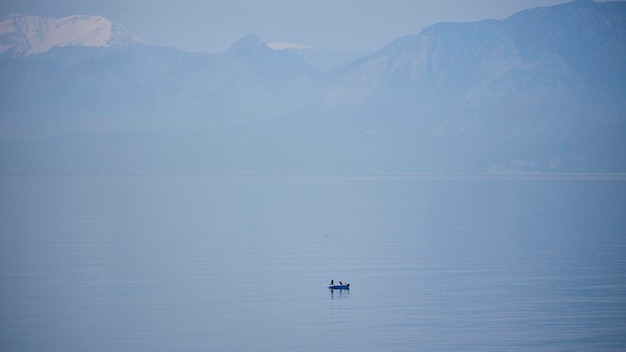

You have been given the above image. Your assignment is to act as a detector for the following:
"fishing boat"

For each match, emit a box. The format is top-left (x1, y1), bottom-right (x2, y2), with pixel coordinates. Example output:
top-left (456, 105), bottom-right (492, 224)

top-left (328, 283), bottom-right (350, 289)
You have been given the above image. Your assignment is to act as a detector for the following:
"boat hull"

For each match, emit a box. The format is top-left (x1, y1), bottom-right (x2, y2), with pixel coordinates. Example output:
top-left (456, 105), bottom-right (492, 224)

top-left (328, 284), bottom-right (350, 289)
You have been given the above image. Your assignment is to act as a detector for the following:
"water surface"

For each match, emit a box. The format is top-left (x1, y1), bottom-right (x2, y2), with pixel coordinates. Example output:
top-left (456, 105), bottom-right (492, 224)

top-left (1, 176), bottom-right (625, 351)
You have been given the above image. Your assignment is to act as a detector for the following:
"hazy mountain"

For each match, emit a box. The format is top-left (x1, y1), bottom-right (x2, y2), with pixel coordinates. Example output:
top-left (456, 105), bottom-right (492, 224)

top-left (179, 34), bottom-right (321, 120)
top-left (1, 1), bottom-right (625, 174)
top-left (0, 33), bottom-right (321, 138)
top-left (323, 0), bottom-right (626, 173)
top-left (327, 0), bottom-right (625, 114)
top-left (275, 47), bottom-right (370, 72)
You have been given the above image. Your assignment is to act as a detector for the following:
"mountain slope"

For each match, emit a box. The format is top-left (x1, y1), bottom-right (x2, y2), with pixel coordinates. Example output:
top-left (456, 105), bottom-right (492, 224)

top-left (320, 0), bottom-right (626, 172)
top-left (327, 0), bottom-right (625, 112)
top-left (178, 34), bottom-right (321, 119)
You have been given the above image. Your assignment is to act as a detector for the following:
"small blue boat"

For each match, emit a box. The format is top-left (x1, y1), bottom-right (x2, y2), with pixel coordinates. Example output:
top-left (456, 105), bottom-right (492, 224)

top-left (328, 283), bottom-right (350, 289)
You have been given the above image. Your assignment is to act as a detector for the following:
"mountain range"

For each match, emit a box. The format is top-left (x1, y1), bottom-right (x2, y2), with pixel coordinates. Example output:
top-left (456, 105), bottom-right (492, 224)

top-left (1, 0), bottom-right (625, 174)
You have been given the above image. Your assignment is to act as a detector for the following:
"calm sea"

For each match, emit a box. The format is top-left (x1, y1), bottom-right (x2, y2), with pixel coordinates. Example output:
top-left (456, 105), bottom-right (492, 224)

top-left (1, 176), bottom-right (625, 351)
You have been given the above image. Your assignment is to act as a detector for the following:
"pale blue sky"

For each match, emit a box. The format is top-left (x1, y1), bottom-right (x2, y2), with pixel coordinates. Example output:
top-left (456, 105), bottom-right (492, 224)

top-left (0, 0), bottom-right (611, 53)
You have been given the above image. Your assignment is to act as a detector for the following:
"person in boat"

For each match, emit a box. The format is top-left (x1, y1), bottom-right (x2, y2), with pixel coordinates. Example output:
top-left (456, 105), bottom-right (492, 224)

top-left (330, 280), bottom-right (334, 285)
top-left (339, 281), bottom-right (342, 285)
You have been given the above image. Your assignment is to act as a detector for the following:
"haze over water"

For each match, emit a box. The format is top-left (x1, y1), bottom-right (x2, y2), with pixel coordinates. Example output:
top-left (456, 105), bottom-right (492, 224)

top-left (1, 175), bottom-right (625, 351)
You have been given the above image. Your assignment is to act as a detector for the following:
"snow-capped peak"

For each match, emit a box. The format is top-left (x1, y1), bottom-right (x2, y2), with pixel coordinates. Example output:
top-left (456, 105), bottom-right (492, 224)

top-left (0, 13), bottom-right (139, 57)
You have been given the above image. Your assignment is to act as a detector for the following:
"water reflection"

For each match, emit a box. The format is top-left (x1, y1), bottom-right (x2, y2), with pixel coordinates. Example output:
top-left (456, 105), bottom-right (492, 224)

top-left (329, 288), bottom-right (350, 299)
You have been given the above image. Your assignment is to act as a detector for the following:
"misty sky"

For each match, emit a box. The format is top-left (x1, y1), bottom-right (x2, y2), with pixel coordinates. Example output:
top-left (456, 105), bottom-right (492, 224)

top-left (0, 0), bottom-right (616, 53)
